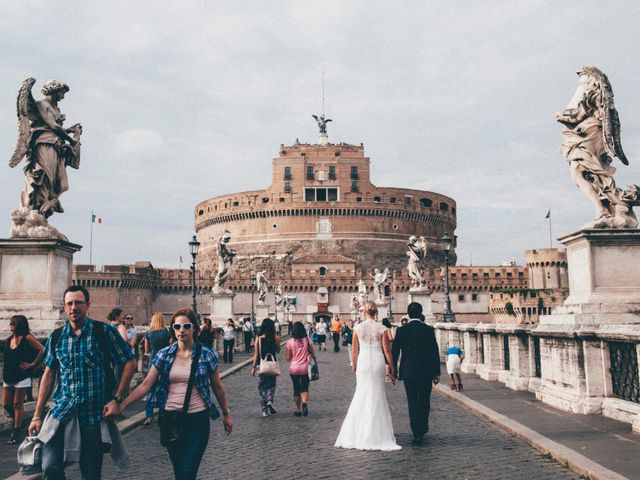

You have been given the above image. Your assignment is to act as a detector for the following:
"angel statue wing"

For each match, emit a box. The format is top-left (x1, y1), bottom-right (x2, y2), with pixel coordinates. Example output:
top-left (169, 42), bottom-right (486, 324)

top-left (9, 77), bottom-right (38, 168)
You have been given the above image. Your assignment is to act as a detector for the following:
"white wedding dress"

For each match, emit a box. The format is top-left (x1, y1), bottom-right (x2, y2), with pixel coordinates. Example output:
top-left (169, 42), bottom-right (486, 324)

top-left (334, 319), bottom-right (401, 451)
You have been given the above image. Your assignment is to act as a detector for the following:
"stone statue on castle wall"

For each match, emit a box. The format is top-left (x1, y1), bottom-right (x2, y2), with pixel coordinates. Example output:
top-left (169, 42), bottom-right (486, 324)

top-left (213, 231), bottom-right (236, 294)
top-left (372, 267), bottom-right (390, 304)
top-left (557, 66), bottom-right (640, 229)
top-left (9, 78), bottom-right (83, 239)
top-left (357, 279), bottom-right (368, 306)
top-left (274, 284), bottom-right (283, 310)
top-left (350, 293), bottom-right (359, 313)
top-left (407, 235), bottom-right (428, 290)
top-left (256, 270), bottom-right (269, 304)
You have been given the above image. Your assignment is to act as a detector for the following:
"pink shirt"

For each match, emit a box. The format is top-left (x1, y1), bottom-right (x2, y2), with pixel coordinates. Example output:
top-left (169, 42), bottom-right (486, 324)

top-left (165, 358), bottom-right (207, 413)
top-left (287, 338), bottom-right (310, 375)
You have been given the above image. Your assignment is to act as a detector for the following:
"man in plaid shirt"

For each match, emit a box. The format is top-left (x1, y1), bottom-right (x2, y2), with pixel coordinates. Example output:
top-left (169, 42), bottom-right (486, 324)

top-left (28, 285), bottom-right (136, 479)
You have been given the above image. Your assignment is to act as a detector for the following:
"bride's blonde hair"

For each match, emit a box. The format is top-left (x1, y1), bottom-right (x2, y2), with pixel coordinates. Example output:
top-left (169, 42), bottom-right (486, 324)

top-left (363, 301), bottom-right (378, 319)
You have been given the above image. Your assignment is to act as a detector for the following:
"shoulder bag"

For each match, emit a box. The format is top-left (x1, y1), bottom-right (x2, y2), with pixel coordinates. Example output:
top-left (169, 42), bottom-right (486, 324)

top-left (307, 338), bottom-right (320, 381)
top-left (258, 338), bottom-right (281, 376)
top-left (158, 343), bottom-right (201, 447)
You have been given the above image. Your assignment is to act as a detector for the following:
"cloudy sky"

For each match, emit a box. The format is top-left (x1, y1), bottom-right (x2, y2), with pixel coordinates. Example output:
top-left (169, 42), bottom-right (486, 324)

top-left (1, 1), bottom-right (639, 268)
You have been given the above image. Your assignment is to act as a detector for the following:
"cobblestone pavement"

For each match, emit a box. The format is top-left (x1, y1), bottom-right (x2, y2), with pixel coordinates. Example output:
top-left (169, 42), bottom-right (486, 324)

top-left (89, 347), bottom-right (579, 480)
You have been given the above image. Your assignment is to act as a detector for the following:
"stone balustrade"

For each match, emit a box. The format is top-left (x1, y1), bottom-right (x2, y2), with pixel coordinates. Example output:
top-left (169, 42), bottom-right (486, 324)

top-left (431, 321), bottom-right (640, 432)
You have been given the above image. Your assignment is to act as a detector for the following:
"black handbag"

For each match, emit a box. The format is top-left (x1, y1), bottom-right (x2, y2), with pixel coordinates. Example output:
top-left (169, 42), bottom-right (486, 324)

top-left (158, 343), bottom-right (201, 447)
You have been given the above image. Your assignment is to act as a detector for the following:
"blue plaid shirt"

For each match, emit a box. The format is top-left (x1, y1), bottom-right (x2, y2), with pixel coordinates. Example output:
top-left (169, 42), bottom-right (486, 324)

top-left (44, 318), bottom-right (134, 426)
top-left (149, 343), bottom-right (221, 420)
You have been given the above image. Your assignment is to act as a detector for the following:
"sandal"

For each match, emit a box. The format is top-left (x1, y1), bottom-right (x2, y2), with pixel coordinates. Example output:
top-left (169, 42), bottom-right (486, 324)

top-left (6, 431), bottom-right (18, 445)
top-left (143, 418), bottom-right (153, 426)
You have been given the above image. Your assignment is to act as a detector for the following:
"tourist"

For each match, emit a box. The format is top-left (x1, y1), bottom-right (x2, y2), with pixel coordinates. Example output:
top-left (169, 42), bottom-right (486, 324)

top-left (342, 320), bottom-right (354, 368)
top-left (108, 308), bottom-right (233, 480)
top-left (400, 316), bottom-right (408, 326)
top-left (2, 315), bottom-right (44, 444)
top-left (446, 345), bottom-right (465, 391)
top-left (242, 317), bottom-right (254, 353)
top-left (251, 318), bottom-right (281, 417)
top-left (223, 318), bottom-right (236, 363)
top-left (124, 314), bottom-right (139, 353)
top-left (108, 307), bottom-right (128, 342)
top-left (143, 312), bottom-right (170, 426)
top-left (331, 315), bottom-right (344, 352)
top-left (285, 321), bottom-right (316, 417)
top-left (382, 318), bottom-right (395, 383)
top-left (29, 285), bottom-right (136, 479)
top-left (198, 317), bottom-right (215, 349)
top-left (316, 317), bottom-right (329, 351)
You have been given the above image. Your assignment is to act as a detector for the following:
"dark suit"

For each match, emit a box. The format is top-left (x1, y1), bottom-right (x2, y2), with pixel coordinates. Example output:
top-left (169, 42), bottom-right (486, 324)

top-left (392, 319), bottom-right (441, 438)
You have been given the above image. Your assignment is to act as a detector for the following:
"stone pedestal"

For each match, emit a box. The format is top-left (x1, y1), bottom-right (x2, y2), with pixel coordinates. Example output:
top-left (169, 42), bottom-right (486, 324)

top-left (210, 292), bottom-right (235, 327)
top-left (544, 229), bottom-right (640, 325)
top-left (407, 289), bottom-right (436, 321)
top-left (0, 238), bottom-right (81, 333)
top-left (255, 303), bottom-right (270, 321)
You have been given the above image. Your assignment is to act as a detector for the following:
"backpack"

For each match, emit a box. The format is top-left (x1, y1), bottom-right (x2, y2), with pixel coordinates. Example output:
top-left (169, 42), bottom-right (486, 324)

top-left (49, 321), bottom-right (117, 397)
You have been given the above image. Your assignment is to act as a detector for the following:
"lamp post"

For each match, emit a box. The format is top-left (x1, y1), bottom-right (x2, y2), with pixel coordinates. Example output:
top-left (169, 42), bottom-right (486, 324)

top-left (250, 274), bottom-right (256, 325)
top-left (441, 232), bottom-right (456, 322)
top-left (386, 270), bottom-right (393, 323)
top-left (188, 235), bottom-right (201, 316)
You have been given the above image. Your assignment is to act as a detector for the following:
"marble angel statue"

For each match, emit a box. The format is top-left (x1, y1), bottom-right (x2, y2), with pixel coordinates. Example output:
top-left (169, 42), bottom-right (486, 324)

top-left (372, 268), bottom-right (390, 304)
top-left (213, 231), bottom-right (237, 294)
top-left (557, 66), bottom-right (639, 228)
top-left (407, 236), bottom-right (428, 290)
top-left (256, 270), bottom-right (269, 304)
top-left (274, 284), bottom-right (284, 310)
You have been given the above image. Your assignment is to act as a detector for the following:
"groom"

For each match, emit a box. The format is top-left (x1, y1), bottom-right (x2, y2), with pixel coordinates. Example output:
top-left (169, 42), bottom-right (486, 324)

top-left (392, 302), bottom-right (441, 445)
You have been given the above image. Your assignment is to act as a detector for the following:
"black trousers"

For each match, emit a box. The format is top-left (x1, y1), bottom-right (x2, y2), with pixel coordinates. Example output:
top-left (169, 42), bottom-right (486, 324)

top-left (244, 332), bottom-right (253, 352)
top-left (223, 339), bottom-right (234, 362)
top-left (403, 378), bottom-right (433, 437)
top-left (332, 332), bottom-right (341, 352)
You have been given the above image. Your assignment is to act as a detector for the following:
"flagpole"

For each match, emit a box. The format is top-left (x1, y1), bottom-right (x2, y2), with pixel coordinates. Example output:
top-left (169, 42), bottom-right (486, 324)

top-left (89, 211), bottom-right (94, 265)
top-left (548, 207), bottom-right (552, 248)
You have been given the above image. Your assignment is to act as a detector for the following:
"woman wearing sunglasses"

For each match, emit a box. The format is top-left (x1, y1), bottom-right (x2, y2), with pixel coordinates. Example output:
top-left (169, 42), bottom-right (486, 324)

top-left (107, 308), bottom-right (233, 480)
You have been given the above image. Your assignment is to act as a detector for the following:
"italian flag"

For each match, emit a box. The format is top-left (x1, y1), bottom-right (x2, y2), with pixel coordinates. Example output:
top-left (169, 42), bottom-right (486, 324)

top-left (92, 214), bottom-right (103, 224)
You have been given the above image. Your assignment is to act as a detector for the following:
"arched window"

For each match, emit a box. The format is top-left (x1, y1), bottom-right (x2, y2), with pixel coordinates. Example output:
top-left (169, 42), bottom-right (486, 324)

top-left (319, 266), bottom-right (327, 277)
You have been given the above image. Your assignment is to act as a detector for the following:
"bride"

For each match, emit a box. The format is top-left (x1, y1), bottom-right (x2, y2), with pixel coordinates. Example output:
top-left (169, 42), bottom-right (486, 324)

top-left (335, 301), bottom-right (401, 451)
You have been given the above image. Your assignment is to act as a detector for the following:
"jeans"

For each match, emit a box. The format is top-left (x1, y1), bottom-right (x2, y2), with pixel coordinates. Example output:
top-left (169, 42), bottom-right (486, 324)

top-left (42, 421), bottom-right (103, 480)
top-left (166, 410), bottom-right (210, 480)
top-left (332, 332), bottom-right (341, 352)
top-left (223, 339), bottom-right (234, 362)
top-left (244, 332), bottom-right (253, 353)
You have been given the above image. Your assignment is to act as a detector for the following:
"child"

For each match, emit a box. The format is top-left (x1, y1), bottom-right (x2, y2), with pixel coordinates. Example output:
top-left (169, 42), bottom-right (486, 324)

top-left (446, 345), bottom-right (464, 391)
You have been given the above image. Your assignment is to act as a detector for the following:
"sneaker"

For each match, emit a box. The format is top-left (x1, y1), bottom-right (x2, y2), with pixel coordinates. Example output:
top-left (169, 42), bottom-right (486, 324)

top-left (450, 384), bottom-right (457, 391)
top-left (302, 403), bottom-right (309, 417)
top-left (261, 411), bottom-right (268, 417)
top-left (457, 383), bottom-right (463, 391)
top-left (266, 402), bottom-right (277, 415)
top-left (294, 411), bottom-right (302, 417)
top-left (6, 432), bottom-right (18, 445)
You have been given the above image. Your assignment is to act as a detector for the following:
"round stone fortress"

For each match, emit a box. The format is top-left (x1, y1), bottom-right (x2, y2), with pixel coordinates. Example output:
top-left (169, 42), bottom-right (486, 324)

top-left (194, 139), bottom-right (457, 275)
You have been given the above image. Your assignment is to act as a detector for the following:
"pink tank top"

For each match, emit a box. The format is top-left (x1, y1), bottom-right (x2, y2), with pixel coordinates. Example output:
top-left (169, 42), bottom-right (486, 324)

top-left (165, 358), bottom-right (207, 413)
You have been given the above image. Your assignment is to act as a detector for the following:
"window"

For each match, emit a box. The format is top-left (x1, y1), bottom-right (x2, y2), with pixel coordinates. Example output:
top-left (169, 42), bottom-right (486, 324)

top-left (419, 198), bottom-right (433, 208)
top-left (390, 197), bottom-right (397, 204)
top-left (495, 272), bottom-right (501, 278)
top-left (374, 196), bottom-right (381, 203)
top-left (483, 273), bottom-right (489, 279)
top-left (306, 166), bottom-right (314, 180)
top-left (284, 166), bottom-right (292, 180)
top-left (351, 181), bottom-right (359, 192)
top-left (198, 209), bottom-right (204, 215)
top-left (458, 294), bottom-right (465, 302)
top-left (507, 272), bottom-right (513, 278)
top-left (356, 196), bottom-right (362, 202)
top-left (319, 267), bottom-right (327, 277)
top-left (462, 273), bottom-right (467, 279)
top-left (316, 188), bottom-right (327, 201)
top-left (329, 166), bottom-right (336, 180)
top-left (472, 293), bottom-right (478, 301)
top-left (472, 273), bottom-right (478, 279)
top-left (404, 196), bottom-right (412, 205)
top-left (350, 166), bottom-right (358, 179)
top-left (284, 181), bottom-right (291, 193)
top-left (262, 197), bottom-right (269, 204)
top-left (440, 202), bottom-right (449, 212)
top-left (279, 197), bottom-right (285, 203)
top-left (328, 188), bottom-right (338, 201)
top-left (305, 189), bottom-right (315, 201)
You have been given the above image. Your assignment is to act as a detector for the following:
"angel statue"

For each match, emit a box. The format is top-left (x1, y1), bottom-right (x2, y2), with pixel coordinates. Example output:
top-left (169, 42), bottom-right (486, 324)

top-left (557, 66), bottom-right (640, 229)
top-left (9, 78), bottom-right (82, 225)
top-left (407, 235), bottom-right (428, 290)
top-left (349, 294), bottom-right (359, 313)
top-left (213, 231), bottom-right (237, 294)
top-left (357, 279), bottom-right (368, 307)
top-left (274, 284), bottom-right (284, 310)
top-left (372, 267), bottom-right (390, 304)
top-left (256, 270), bottom-right (269, 304)
top-left (312, 114), bottom-right (332, 134)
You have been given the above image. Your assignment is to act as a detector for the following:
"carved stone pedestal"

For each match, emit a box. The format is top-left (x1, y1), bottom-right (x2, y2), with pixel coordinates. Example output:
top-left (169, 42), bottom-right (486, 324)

top-left (0, 238), bottom-right (81, 334)
top-left (407, 289), bottom-right (436, 321)
top-left (210, 292), bottom-right (235, 327)
top-left (255, 303), bottom-right (270, 322)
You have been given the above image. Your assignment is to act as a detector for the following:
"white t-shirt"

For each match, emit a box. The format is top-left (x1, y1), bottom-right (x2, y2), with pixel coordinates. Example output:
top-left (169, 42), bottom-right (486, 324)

top-left (316, 322), bottom-right (328, 335)
top-left (223, 326), bottom-right (235, 340)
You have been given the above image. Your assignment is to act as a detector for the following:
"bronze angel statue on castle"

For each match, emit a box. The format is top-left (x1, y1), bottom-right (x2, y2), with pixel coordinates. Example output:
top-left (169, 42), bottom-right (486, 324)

top-left (557, 66), bottom-right (639, 229)
top-left (9, 78), bottom-right (82, 227)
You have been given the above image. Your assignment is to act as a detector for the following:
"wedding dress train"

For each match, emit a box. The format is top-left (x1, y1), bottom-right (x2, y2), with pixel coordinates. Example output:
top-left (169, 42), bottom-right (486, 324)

top-left (334, 320), bottom-right (401, 451)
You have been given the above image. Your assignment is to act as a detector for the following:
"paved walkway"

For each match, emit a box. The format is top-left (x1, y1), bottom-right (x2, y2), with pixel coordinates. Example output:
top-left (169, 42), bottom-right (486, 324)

top-left (86, 348), bottom-right (578, 480)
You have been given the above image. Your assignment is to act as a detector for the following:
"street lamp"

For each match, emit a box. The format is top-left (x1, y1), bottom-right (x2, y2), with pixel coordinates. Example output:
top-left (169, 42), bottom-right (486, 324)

top-left (250, 274), bottom-right (256, 325)
top-left (386, 270), bottom-right (393, 323)
top-left (188, 235), bottom-right (200, 316)
top-left (441, 232), bottom-right (456, 323)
